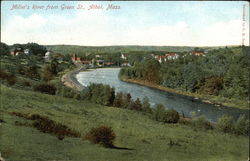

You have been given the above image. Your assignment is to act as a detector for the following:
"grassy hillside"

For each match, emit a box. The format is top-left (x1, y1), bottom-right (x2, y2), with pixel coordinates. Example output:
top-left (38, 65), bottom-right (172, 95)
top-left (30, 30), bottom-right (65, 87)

top-left (0, 85), bottom-right (249, 161)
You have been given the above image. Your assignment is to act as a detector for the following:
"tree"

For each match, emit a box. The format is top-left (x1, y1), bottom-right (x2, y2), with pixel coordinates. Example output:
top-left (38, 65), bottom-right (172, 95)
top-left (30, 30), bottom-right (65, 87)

top-left (25, 42), bottom-right (47, 56)
top-left (163, 109), bottom-right (180, 123)
top-left (0, 42), bottom-right (10, 56)
top-left (130, 98), bottom-right (142, 111)
top-left (142, 97), bottom-right (152, 113)
top-left (144, 59), bottom-right (162, 84)
top-left (42, 65), bottom-right (54, 81)
top-left (113, 92), bottom-right (124, 108)
top-left (234, 115), bottom-right (249, 135)
top-left (122, 93), bottom-right (132, 108)
top-left (216, 115), bottom-right (234, 133)
top-left (153, 104), bottom-right (166, 122)
top-left (85, 126), bottom-right (116, 148)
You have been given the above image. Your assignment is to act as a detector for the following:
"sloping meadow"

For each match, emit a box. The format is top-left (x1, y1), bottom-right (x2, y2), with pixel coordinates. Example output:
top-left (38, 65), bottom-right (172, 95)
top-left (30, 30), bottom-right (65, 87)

top-left (0, 85), bottom-right (249, 161)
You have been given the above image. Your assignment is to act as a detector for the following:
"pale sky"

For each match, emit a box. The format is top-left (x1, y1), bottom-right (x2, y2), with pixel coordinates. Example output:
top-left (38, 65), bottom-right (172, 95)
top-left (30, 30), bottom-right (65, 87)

top-left (1, 1), bottom-right (249, 46)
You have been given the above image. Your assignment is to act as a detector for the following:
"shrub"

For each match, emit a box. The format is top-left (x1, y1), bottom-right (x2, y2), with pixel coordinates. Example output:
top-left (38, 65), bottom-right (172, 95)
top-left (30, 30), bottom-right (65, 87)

top-left (163, 109), bottom-right (180, 123)
top-left (84, 83), bottom-right (115, 106)
top-left (113, 92), bottom-right (124, 108)
top-left (17, 65), bottom-right (26, 75)
top-left (234, 115), bottom-right (249, 135)
top-left (32, 116), bottom-right (80, 139)
top-left (34, 83), bottom-right (57, 95)
top-left (85, 126), bottom-right (116, 148)
top-left (0, 70), bottom-right (8, 79)
top-left (21, 80), bottom-right (31, 87)
top-left (191, 116), bottom-right (213, 130)
top-left (142, 97), bottom-right (152, 113)
top-left (10, 112), bottom-right (80, 140)
top-left (179, 118), bottom-right (192, 125)
top-left (25, 65), bottom-right (40, 79)
top-left (130, 98), bottom-right (142, 111)
top-left (58, 86), bottom-right (78, 98)
top-left (6, 74), bottom-right (17, 86)
top-left (153, 104), bottom-right (166, 122)
top-left (216, 115), bottom-right (234, 133)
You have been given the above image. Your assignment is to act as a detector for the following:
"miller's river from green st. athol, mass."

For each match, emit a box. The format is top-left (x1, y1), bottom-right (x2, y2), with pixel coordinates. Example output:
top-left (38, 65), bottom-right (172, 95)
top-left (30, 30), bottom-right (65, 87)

top-left (76, 68), bottom-right (249, 122)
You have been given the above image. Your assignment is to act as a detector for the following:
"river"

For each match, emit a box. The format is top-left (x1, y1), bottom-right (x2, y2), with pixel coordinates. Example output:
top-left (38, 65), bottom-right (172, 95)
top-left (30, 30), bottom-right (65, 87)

top-left (76, 68), bottom-right (249, 122)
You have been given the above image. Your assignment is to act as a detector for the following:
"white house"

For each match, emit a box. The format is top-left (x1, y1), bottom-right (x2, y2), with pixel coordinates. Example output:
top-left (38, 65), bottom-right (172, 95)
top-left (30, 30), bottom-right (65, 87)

top-left (44, 51), bottom-right (53, 61)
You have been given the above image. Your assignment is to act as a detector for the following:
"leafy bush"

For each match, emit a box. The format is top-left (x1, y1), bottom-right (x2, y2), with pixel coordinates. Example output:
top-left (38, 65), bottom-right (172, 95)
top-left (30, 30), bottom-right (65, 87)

top-left (25, 65), bottom-right (40, 79)
top-left (21, 80), bottom-right (31, 87)
top-left (57, 85), bottom-right (79, 98)
top-left (142, 97), bottom-right (152, 113)
top-left (153, 105), bottom-right (180, 123)
top-left (153, 104), bottom-right (167, 122)
top-left (163, 109), bottom-right (180, 123)
top-left (0, 70), bottom-right (8, 79)
top-left (85, 126), bottom-right (116, 148)
top-left (191, 116), bottom-right (213, 130)
top-left (130, 98), bottom-right (142, 111)
top-left (113, 92), bottom-right (124, 108)
top-left (10, 112), bottom-right (80, 140)
top-left (216, 115), bottom-right (234, 133)
top-left (179, 118), bottom-right (192, 125)
top-left (42, 65), bottom-right (54, 82)
top-left (6, 74), bottom-right (17, 86)
top-left (34, 83), bottom-right (57, 95)
top-left (84, 83), bottom-right (115, 106)
top-left (234, 115), bottom-right (249, 135)
top-left (0, 70), bottom-right (17, 86)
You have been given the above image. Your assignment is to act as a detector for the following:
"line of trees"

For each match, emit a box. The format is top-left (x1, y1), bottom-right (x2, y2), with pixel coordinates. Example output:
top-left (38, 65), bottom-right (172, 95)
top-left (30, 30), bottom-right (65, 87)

top-left (80, 83), bottom-right (249, 136)
top-left (119, 46), bottom-right (249, 101)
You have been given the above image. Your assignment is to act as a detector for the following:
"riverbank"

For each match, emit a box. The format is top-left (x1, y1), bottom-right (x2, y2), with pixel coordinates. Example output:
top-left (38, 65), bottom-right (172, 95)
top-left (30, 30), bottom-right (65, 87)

top-left (61, 65), bottom-right (86, 91)
top-left (120, 78), bottom-right (249, 110)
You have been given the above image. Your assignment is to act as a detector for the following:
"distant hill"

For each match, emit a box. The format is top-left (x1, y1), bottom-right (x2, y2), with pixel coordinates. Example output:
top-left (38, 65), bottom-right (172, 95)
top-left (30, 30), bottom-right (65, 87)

top-left (45, 45), bottom-right (197, 55)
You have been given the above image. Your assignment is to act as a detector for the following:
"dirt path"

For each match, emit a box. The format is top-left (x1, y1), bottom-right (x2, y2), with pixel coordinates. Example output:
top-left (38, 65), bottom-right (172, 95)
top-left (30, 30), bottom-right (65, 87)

top-left (61, 65), bottom-right (86, 91)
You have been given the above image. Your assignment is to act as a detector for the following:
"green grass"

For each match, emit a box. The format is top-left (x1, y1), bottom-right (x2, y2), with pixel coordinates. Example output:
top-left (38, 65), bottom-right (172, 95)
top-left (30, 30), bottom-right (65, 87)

top-left (0, 85), bottom-right (249, 161)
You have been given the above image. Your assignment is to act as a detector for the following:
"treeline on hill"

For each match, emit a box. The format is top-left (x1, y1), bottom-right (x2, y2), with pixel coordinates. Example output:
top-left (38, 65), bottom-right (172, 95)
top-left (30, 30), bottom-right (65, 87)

top-left (119, 46), bottom-right (250, 101)
top-left (46, 45), bottom-right (195, 55)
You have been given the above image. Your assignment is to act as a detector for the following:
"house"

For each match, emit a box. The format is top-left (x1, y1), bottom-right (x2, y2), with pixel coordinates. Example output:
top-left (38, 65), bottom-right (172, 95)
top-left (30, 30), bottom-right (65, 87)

top-left (44, 50), bottom-right (53, 60)
top-left (190, 51), bottom-right (205, 56)
top-left (72, 54), bottom-right (93, 65)
top-left (82, 60), bottom-right (92, 65)
top-left (10, 47), bottom-right (24, 56)
top-left (71, 54), bottom-right (82, 62)
top-left (121, 53), bottom-right (128, 60)
top-left (155, 55), bottom-right (167, 63)
top-left (165, 53), bottom-right (179, 60)
top-left (104, 62), bottom-right (115, 66)
top-left (24, 49), bottom-right (30, 55)
top-left (121, 61), bottom-right (131, 67)
top-left (96, 60), bottom-right (104, 67)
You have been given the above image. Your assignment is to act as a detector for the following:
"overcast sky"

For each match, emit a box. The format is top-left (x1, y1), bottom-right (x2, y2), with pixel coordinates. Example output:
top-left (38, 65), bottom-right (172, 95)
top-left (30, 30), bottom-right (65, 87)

top-left (1, 1), bottom-right (249, 46)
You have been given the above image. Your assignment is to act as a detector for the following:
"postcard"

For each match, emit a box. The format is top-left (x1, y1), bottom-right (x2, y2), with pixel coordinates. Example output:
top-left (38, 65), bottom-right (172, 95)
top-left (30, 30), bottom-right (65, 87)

top-left (1, 1), bottom-right (249, 161)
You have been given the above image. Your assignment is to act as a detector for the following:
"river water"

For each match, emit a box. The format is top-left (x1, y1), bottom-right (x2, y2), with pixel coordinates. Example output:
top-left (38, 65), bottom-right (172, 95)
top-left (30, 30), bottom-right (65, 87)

top-left (76, 68), bottom-right (249, 122)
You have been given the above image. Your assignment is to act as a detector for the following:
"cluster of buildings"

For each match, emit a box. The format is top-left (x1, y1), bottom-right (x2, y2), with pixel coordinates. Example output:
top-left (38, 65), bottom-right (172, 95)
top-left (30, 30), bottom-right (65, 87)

top-left (9, 47), bottom-right (207, 66)
top-left (9, 48), bottom-right (63, 62)
top-left (10, 47), bottom-right (30, 56)
top-left (153, 51), bottom-right (206, 63)
top-left (71, 53), bottom-right (131, 67)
